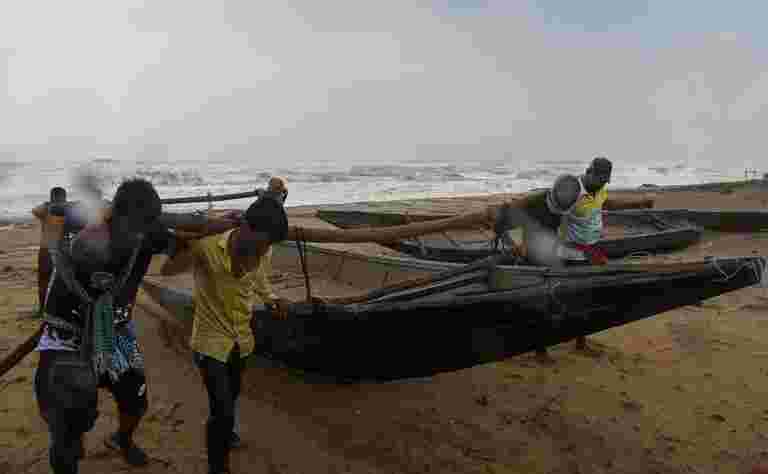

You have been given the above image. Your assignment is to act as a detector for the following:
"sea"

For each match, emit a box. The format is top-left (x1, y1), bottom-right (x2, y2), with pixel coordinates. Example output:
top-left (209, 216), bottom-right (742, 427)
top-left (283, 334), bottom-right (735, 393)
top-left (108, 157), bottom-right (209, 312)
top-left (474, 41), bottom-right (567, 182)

top-left (0, 154), bottom-right (759, 223)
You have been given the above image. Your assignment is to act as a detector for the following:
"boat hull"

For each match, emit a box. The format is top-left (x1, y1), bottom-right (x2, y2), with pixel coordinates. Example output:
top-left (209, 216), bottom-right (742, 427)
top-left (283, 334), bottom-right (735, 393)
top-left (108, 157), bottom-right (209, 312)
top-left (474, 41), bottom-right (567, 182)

top-left (141, 255), bottom-right (765, 381)
top-left (391, 211), bottom-right (703, 263)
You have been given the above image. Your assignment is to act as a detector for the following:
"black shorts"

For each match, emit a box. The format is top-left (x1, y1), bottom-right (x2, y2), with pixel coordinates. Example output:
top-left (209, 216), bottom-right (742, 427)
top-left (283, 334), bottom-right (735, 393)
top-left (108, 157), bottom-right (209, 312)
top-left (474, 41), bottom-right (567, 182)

top-left (97, 368), bottom-right (149, 417)
top-left (35, 351), bottom-right (149, 423)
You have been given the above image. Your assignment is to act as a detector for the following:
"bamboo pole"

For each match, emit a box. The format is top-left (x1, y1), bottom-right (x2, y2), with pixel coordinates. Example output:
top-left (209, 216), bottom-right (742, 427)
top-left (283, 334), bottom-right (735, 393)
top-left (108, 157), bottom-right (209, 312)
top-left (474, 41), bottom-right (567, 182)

top-left (172, 203), bottom-right (505, 243)
top-left (160, 189), bottom-right (263, 205)
top-left (0, 327), bottom-right (43, 379)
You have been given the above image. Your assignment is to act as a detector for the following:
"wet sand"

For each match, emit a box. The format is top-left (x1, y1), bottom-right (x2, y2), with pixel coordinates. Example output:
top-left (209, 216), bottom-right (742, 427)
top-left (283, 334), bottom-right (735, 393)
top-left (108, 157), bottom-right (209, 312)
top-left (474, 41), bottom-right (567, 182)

top-left (2, 187), bottom-right (768, 473)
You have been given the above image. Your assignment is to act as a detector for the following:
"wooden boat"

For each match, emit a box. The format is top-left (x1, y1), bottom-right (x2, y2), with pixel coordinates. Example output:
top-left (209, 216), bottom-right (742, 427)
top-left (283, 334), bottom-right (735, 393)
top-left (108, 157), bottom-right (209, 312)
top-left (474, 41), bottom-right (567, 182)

top-left (391, 211), bottom-right (703, 263)
top-left (637, 209), bottom-right (768, 233)
top-left (531, 179), bottom-right (767, 194)
top-left (139, 244), bottom-right (767, 382)
top-left (316, 207), bottom-right (454, 229)
top-left (315, 199), bottom-right (649, 230)
top-left (317, 203), bottom-right (768, 235)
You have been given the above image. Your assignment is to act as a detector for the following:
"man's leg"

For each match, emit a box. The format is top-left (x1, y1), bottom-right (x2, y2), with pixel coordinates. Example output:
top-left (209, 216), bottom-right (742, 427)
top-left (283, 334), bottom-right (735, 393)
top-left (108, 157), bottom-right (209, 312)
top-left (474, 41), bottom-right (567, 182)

top-left (197, 353), bottom-right (238, 474)
top-left (37, 246), bottom-right (52, 311)
top-left (48, 411), bottom-right (85, 474)
top-left (228, 351), bottom-right (246, 449)
top-left (103, 370), bottom-right (150, 466)
top-left (572, 250), bottom-right (608, 356)
top-left (535, 347), bottom-right (556, 364)
top-left (37, 351), bottom-right (98, 474)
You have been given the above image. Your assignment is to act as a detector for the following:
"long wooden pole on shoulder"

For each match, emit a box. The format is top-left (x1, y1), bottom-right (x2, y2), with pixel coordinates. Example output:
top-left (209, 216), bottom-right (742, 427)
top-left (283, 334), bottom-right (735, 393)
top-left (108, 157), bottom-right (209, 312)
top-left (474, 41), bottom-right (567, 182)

top-left (0, 328), bottom-right (43, 379)
top-left (168, 193), bottom-right (654, 243)
top-left (171, 203), bottom-right (506, 243)
top-left (1, 204), bottom-right (68, 378)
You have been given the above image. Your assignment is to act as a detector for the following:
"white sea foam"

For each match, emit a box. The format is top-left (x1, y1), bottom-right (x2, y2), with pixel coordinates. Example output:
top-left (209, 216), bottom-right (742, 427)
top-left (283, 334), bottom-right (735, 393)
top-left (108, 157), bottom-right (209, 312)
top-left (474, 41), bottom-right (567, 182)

top-left (0, 155), bottom-right (754, 222)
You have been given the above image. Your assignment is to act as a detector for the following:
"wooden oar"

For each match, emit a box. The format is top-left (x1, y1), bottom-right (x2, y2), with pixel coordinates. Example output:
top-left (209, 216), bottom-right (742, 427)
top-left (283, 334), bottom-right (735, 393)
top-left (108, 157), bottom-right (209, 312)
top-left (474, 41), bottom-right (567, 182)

top-left (0, 327), bottom-right (43, 379)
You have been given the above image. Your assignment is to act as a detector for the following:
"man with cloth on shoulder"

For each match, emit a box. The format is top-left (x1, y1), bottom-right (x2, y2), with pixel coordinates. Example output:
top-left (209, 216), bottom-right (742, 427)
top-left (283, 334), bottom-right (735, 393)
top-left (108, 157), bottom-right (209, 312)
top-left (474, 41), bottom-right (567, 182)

top-left (33, 178), bottom-right (182, 474)
top-left (495, 157), bottom-right (653, 361)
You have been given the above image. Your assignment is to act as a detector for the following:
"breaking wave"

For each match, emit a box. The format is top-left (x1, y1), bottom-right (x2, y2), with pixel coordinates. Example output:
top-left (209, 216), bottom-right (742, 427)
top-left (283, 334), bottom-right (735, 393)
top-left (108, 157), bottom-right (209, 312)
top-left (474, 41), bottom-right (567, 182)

top-left (0, 155), bottom-right (751, 221)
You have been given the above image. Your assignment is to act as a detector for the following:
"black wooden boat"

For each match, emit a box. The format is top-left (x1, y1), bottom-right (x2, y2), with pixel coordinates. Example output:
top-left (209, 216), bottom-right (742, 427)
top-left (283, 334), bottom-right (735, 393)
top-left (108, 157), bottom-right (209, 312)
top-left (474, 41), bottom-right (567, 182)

top-left (318, 204), bottom-right (768, 234)
top-left (140, 253), bottom-right (766, 382)
top-left (392, 210), bottom-right (702, 263)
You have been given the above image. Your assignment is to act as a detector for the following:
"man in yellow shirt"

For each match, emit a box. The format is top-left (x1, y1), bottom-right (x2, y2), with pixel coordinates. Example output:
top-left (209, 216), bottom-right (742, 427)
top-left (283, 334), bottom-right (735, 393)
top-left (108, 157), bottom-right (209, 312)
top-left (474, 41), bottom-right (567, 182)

top-left (160, 192), bottom-right (289, 474)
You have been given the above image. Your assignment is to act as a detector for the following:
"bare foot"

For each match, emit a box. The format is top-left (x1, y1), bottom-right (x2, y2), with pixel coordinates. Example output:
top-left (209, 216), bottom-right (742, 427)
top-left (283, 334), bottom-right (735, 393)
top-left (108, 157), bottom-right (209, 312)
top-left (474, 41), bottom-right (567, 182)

top-left (535, 350), bottom-right (556, 365)
top-left (573, 338), bottom-right (604, 358)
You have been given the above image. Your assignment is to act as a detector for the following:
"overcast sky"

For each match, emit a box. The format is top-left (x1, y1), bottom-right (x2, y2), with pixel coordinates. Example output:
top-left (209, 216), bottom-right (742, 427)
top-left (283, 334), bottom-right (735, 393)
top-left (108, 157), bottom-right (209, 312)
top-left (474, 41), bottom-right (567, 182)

top-left (1, 0), bottom-right (766, 168)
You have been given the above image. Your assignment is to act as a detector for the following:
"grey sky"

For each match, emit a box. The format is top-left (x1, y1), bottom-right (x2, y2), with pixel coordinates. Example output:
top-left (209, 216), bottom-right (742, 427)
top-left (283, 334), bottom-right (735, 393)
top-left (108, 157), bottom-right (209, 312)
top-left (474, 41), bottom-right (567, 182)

top-left (1, 1), bottom-right (766, 169)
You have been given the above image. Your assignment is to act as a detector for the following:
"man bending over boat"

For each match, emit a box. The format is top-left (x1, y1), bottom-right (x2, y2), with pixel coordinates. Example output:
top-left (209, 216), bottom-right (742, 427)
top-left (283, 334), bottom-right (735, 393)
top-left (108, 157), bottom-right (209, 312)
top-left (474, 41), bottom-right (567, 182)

top-left (496, 157), bottom-right (653, 360)
top-left (33, 178), bottom-right (182, 473)
top-left (160, 192), bottom-right (290, 474)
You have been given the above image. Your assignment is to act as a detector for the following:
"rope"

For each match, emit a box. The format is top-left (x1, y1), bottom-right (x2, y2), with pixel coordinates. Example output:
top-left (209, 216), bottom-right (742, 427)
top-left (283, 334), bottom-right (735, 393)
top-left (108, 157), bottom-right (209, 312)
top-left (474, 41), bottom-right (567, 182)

top-left (295, 227), bottom-right (312, 303)
top-left (710, 256), bottom-right (768, 293)
top-left (547, 280), bottom-right (567, 326)
top-left (403, 211), bottom-right (427, 257)
top-left (626, 251), bottom-right (655, 260)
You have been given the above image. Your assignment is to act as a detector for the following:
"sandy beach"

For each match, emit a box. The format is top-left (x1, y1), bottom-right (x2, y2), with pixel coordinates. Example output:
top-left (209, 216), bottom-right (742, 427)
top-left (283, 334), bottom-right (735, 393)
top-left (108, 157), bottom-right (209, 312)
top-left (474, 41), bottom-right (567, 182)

top-left (2, 186), bottom-right (768, 474)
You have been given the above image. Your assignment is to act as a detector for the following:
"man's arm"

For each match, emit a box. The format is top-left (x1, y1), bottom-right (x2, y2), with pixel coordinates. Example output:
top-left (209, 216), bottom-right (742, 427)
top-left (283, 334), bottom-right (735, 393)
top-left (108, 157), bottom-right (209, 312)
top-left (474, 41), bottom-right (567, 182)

top-left (494, 192), bottom-right (551, 232)
top-left (250, 253), bottom-right (295, 319)
top-left (251, 256), bottom-right (277, 305)
top-left (159, 238), bottom-right (198, 276)
top-left (31, 202), bottom-right (48, 220)
top-left (158, 212), bottom-right (239, 236)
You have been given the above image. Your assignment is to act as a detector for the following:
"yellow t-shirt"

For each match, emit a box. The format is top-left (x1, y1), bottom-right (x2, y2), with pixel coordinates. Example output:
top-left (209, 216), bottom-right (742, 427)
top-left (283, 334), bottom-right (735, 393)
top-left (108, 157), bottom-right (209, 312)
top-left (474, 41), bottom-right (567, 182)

top-left (559, 184), bottom-right (608, 245)
top-left (188, 230), bottom-right (276, 363)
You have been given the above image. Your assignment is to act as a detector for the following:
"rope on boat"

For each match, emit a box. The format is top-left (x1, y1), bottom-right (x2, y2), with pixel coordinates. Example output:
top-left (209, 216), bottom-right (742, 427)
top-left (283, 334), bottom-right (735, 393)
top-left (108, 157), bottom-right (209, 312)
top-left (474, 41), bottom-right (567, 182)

top-left (295, 227), bottom-right (313, 303)
top-left (753, 257), bottom-right (768, 295)
top-left (403, 211), bottom-right (428, 257)
top-left (547, 280), bottom-right (567, 326)
top-left (626, 251), bottom-right (654, 260)
top-left (710, 256), bottom-right (768, 293)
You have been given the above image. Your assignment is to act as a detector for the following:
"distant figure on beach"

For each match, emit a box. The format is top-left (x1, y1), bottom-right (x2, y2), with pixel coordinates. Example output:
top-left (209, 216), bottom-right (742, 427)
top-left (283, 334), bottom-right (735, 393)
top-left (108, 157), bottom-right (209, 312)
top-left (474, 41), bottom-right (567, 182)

top-left (32, 187), bottom-right (84, 311)
top-left (33, 178), bottom-right (183, 473)
top-left (32, 188), bottom-right (112, 311)
top-left (495, 157), bottom-right (653, 362)
top-left (160, 192), bottom-right (290, 474)
top-left (268, 175), bottom-right (288, 200)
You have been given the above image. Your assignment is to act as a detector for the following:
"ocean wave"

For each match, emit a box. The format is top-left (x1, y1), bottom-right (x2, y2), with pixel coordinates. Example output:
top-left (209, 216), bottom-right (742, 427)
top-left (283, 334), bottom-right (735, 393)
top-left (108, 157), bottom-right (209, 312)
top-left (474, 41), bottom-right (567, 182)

top-left (133, 168), bottom-right (205, 186)
top-left (485, 168), bottom-right (516, 176)
top-left (514, 169), bottom-right (555, 180)
top-left (538, 159), bottom-right (587, 166)
top-left (348, 165), bottom-right (467, 181)
top-left (0, 157), bottom-right (753, 221)
top-left (90, 158), bottom-right (118, 164)
top-left (277, 171), bottom-right (355, 184)
top-left (648, 164), bottom-right (688, 175)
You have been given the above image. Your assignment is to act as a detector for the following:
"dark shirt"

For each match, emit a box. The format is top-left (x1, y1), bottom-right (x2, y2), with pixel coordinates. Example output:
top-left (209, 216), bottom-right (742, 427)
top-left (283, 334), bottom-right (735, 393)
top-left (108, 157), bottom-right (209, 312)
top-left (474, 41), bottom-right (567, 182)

top-left (40, 201), bottom-right (93, 246)
top-left (44, 222), bottom-right (175, 325)
top-left (520, 191), bottom-right (560, 232)
top-left (62, 202), bottom-right (89, 235)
